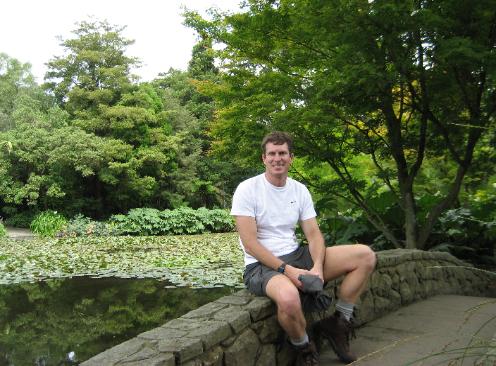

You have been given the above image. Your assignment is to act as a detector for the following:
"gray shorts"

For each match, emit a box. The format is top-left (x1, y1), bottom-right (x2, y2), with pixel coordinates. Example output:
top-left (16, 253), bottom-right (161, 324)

top-left (243, 246), bottom-right (314, 296)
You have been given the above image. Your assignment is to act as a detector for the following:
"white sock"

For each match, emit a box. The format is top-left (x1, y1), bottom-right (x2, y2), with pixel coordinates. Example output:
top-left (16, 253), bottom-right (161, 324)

top-left (336, 299), bottom-right (355, 321)
top-left (290, 332), bottom-right (309, 347)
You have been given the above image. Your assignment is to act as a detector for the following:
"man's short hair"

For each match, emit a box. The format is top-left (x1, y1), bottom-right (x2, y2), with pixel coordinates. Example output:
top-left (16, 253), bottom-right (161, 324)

top-left (261, 131), bottom-right (294, 154)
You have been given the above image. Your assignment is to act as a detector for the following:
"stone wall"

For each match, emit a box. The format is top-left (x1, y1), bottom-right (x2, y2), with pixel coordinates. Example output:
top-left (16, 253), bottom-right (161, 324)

top-left (81, 249), bottom-right (495, 366)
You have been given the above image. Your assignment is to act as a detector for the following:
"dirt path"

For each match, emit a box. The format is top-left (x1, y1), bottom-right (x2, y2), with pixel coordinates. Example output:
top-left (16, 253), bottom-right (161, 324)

top-left (4, 227), bottom-right (35, 239)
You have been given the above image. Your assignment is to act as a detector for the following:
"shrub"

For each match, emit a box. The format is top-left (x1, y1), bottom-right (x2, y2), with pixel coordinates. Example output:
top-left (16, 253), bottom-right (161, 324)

top-left (197, 207), bottom-right (237, 233)
top-left (4, 211), bottom-right (37, 228)
top-left (0, 222), bottom-right (6, 237)
top-left (44, 207), bottom-right (235, 237)
top-left (428, 207), bottom-right (495, 265)
top-left (61, 214), bottom-right (122, 237)
top-left (110, 207), bottom-right (235, 236)
top-left (110, 208), bottom-right (165, 236)
top-left (30, 211), bottom-right (67, 238)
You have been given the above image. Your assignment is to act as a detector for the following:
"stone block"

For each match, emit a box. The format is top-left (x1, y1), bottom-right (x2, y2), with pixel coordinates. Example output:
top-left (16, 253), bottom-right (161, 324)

top-left (157, 337), bottom-right (203, 363)
top-left (411, 250), bottom-right (425, 260)
top-left (355, 293), bottom-right (375, 324)
top-left (244, 297), bottom-right (275, 322)
top-left (221, 334), bottom-right (238, 347)
top-left (423, 279), bottom-right (434, 295)
top-left (138, 326), bottom-right (187, 341)
top-left (216, 295), bottom-right (252, 305)
top-left (253, 315), bottom-right (281, 344)
top-left (214, 306), bottom-right (251, 333)
top-left (118, 346), bottom-right (158, 363)
top-left (118, 353), bottom-right (175, 366)
top-left (181, 359), bottom-right (202, 366)
top-left (371, 272), bottom-right (394, 297)
top-left (81, 338), bottom-right (155, 366)
top-left (233, 289), bottom-right (253, 297)
top-left (164, 318), bottom-right (204, 331)
top-left (389, 288), bottom-right (402, 310)
top-left (199, 346), bottom-right (224, 366)
top-left (224, 328), bottom-right (260, 366)
top-left (390, 271), bottom-right (400, 287)
top-left (399, 282), bottom-right (413, 305)
top-left (256, 344), bottom-right (276, 366)
top-left (184, 320), bottom-right (232, 349)
top-left (373, 296), bottom-right (391, 315)
top-left (182, 301), bottom-right (228, 319)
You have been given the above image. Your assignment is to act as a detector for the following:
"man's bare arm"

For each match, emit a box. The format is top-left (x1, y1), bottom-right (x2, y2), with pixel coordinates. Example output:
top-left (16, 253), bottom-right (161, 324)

top-left (235, 215), bottom-right (283, 270)
top-left (235, 215), bottom-right (310, 287)
top-left (300, 217), bottom-right (326, 281)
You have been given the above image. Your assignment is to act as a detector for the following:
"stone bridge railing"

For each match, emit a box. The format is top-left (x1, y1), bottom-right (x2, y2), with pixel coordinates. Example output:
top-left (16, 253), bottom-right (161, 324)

top-left (82, 249), bottom-right (495, 366)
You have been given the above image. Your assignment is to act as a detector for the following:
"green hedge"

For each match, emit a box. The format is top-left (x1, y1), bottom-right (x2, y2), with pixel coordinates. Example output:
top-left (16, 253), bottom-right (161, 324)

top-left (61, 207), bottom-right (235, 237)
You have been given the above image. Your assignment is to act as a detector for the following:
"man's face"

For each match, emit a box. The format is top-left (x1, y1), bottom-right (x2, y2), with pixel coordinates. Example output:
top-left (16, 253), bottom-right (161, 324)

top-left (262, 142), bottom-right (293, 177)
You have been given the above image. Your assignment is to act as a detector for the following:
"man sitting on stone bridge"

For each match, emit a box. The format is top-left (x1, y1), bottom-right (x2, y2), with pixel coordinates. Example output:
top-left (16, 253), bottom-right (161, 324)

top-left (231, 131), bottom-right (377, 365)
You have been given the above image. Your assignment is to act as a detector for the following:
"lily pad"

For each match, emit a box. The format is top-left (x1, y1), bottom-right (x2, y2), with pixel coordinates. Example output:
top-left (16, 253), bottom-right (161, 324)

top-left (0, 233), bottom-right (245, 288)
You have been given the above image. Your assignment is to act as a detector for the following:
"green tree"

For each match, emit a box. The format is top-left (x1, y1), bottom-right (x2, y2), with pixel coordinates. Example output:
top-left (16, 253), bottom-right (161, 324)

top-left (42, 19), bottom-right (204, 212)
top-left (153, 36), bottom-right (258, 208)
top-left (0, 53), bottom-right (41, 131)
top-left (44, 18), bottom-right (140, 125)
top-left (185, 0), bottom-right (496, 249)
top-left (0, 97), bottom-right (133, 218)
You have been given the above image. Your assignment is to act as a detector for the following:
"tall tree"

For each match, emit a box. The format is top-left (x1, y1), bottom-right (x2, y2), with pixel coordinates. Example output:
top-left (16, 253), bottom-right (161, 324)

top-left (153, 36), bottom-right (259, 208)
top-left (0, 53), bottom-right (39, 131)
top-left (44, 19), bottom-right (140, 131)
top-left (185, 0), bottom-right (496, 249)
top-left (42, 19), bottom-right (197, 213)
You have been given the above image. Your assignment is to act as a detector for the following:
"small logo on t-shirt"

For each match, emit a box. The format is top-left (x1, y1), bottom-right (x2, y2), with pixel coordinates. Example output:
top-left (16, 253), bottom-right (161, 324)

top-left (290, 200), bottom-right (296, 204)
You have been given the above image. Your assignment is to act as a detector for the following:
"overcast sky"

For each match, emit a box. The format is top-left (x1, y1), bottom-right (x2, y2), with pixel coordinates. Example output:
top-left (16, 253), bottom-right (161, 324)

top-left (1, 0), bottom-right (241, 83)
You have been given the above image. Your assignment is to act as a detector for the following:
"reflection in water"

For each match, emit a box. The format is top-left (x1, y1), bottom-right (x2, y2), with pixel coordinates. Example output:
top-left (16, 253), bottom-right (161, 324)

top-left (0, 277), bottom-right (232, 365)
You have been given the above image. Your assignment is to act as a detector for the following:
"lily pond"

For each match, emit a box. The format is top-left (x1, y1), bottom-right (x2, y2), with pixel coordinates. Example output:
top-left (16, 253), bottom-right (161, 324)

top-left (0, 233), bottom-right (244, 365)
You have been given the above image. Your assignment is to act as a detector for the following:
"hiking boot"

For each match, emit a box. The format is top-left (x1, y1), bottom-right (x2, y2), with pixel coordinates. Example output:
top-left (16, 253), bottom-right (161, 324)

top-left (293, 340), bottom-right (319, 366)
top-left (317, 311), bottom-right (356, 363)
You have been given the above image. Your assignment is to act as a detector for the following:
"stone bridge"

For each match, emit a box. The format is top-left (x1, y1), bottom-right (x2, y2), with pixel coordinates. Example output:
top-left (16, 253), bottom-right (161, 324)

top-left (82, 249), bottom-right (495, 366)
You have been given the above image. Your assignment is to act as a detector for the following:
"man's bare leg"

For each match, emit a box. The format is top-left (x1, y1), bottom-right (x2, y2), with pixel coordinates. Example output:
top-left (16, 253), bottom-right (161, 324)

top-left (266, 275), bottom-right (319, 365)
top-left (319, 244), bottom-right (376, 363)
top-left (323, 244), bottom-right (376, 302)
top-left (265, 274), bottom-right (306, 340)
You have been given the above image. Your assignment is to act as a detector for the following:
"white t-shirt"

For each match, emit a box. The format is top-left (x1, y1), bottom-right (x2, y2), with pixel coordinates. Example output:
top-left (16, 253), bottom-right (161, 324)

top-left (231, 173), bottom-right (317, 265)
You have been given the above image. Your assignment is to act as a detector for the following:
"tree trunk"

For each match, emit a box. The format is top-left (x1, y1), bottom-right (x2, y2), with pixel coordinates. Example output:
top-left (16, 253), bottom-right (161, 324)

top-left (403, 190), bottom-right (418, 249)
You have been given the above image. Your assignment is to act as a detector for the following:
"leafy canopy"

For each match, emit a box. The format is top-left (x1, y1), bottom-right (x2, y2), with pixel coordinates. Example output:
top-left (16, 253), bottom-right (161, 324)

top-left (185, 0), bottom-right (496, 249)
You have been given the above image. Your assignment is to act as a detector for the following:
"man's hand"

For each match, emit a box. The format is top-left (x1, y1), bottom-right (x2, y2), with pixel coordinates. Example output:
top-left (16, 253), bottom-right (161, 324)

top-left (300, 218), bottom-right (326, 283)
top-left (309, 264), bottom-right (324, 283)
top-left (284, 265), bottom-right (315, 289)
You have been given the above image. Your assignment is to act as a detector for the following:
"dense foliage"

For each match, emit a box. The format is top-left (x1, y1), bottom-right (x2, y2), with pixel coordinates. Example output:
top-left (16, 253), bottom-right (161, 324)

top-left (60, 207), bottom-right (235, 237)
top-left (184, 0), bottom-right (496, 252)
top-left (0, 20), bottom-right (246, 223)
top-left (0, 7), bottom-right (495, 262)
top-left (30, 210), bottom-right (67, 237)
top-left (109, 207), bottom-right (234, 236)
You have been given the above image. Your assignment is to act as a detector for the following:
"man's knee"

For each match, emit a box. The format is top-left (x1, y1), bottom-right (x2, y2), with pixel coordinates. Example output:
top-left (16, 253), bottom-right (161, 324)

top-left (276, 286), bottom-right (302, 315)
top-left (359, 244), bottom-right (376, 272)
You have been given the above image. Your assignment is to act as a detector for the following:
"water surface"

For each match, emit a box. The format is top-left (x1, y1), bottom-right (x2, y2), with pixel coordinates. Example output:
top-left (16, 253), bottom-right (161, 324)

top-left (0, 277), bottom-right (232, 365)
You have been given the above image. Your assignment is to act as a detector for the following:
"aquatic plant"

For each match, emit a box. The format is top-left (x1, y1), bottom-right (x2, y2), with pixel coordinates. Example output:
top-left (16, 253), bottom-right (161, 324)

top-left (0, 233), bottom-right (244, 288)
